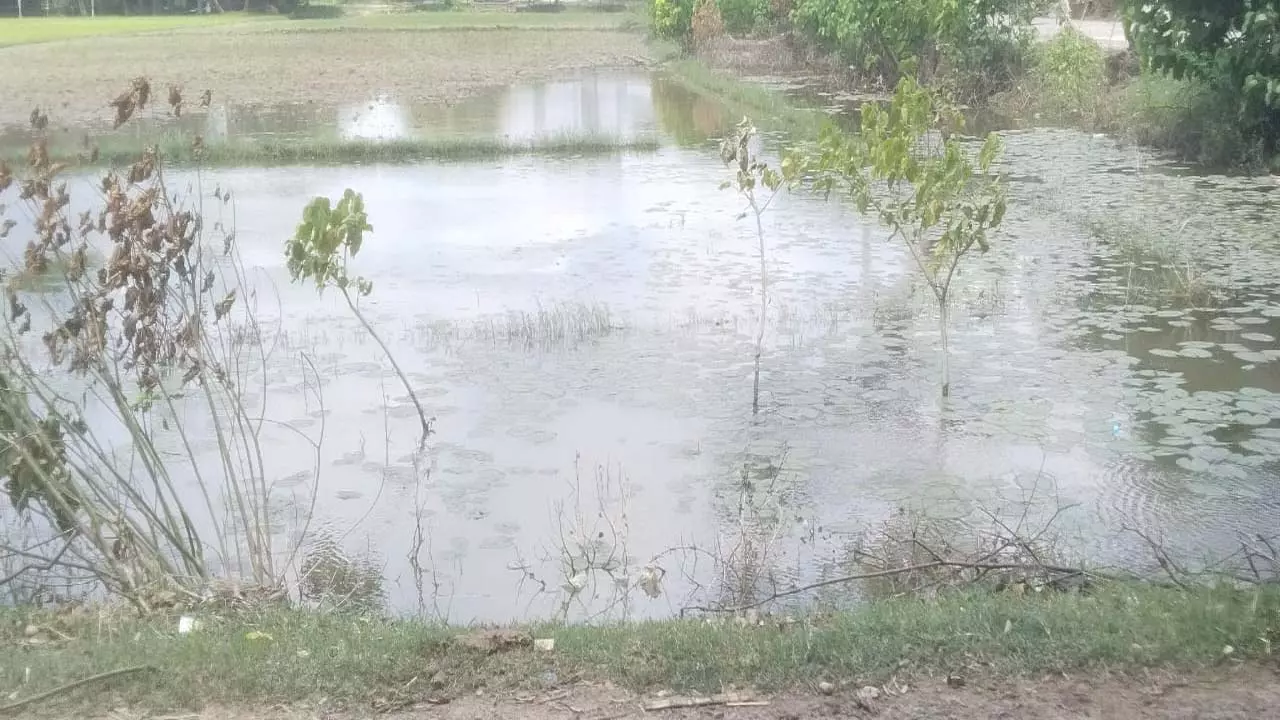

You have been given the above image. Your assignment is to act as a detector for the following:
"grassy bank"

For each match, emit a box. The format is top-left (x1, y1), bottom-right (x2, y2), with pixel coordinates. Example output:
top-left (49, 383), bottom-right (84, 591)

top-left (991, 28), bottom-right (1274, 171)
top-left (1, 582), bottom-right (1275, 713)
top-left (0, 14), bottom-right (277, 47)
top-left (662, 57), bottom-right (831, 137)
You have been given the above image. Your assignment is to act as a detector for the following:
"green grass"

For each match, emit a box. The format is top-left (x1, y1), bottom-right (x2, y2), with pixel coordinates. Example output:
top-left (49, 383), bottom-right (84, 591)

top-left (1, 582), bottom-right (1276, 713)
top-left (0, 14), bottom-right (276, 47)
top-left (1, 133), bottom-right (662, 168)
top-left (663, 58), bottom-right (832, 138)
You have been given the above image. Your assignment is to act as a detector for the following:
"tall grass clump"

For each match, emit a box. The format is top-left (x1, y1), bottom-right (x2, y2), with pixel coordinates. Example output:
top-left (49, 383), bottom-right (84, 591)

top-left (1116, 75), bottom-right (1267, 171)
top-left (0, 79), bottom-right (315, 611)
top-left (1029, 27), bottom-right (1107, 121)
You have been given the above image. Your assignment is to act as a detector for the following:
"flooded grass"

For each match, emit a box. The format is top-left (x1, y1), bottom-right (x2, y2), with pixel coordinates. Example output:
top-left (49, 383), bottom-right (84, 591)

top-left (35, 133), bottom-right (663, 167)
top-left (0, 582), bottom-right (1275, 710)
top-left (664, 59), bottom-right (830, 136)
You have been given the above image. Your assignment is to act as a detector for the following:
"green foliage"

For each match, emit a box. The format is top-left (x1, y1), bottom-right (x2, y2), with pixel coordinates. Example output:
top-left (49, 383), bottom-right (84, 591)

top-left (789, 77), bottom-right (1006, 395)
top-left (284, 190), bottom-right (432, 442)
top-left (1117, 73), bottom-right (1266, 168)
top-left (720, 119), bottom-right (783, 195)
top-left (789, 0), bottom-right (1045, 87)
top-left (717, 0), bottom-right (768, 34)
top-left (1030, 26), bottom-right (1107, 119)
top-left (650, 0), bottom-right (695, 38)
top-left (1126, 0), bottom-right (1280, 158)
top-left (285, 189), bottom-right (374, 298)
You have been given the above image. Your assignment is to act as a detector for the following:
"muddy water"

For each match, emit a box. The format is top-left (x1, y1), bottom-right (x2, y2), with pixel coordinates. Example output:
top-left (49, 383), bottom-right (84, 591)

top-left (6, 73), bottom-right (1280, 621)
top-left (0, 70), bottom-right (722, 153)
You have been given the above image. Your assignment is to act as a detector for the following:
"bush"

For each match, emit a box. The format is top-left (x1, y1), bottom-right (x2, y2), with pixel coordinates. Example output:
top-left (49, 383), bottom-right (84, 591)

top-left (690, 0), bottom-right (725, 46)
top-left (717, 0), bottom-right (768, 34)
top-left (789, 0), bottom-right (1047, 90)
top-left (1029, 26), bottom-right (1107, 119)
top-left (1118, 74), bottom-right (1268, 170)
top-left (1126, 0), bottom-right (1280, 163)
top-left (651, 0), bottom-right (696, 39)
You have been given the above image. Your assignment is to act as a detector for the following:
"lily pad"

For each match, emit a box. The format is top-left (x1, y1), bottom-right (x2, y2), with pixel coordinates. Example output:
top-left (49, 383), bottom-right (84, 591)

top-left (1241, 332), bottom-right (1275, 343)
top-left (1175, 456), bottom-right (1211, 473)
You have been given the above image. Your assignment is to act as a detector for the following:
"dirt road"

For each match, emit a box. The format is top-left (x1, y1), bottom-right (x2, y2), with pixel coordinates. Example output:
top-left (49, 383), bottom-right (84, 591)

top-left (81, 665), bottom-right (1280, 720)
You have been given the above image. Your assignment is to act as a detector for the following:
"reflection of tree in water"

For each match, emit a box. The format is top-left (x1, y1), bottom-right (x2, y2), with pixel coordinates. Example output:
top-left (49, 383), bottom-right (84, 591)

top-left (650, 77), bottom-right (733, 146)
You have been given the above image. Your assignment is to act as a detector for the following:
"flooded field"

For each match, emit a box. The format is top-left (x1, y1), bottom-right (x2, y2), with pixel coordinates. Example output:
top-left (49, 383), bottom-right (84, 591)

top-left (4, 70), bottom-right (1280, 622)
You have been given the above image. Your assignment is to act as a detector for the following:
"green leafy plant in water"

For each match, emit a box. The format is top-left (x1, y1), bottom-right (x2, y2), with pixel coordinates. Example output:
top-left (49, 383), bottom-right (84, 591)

top-left (1030, 26), bottom-right (1107, 120)
top-left (286, 190), bottom-right (432, 444)
top-left (720, 118), bottom-right (783, 416)
top-left (789, 78), bottom-right (1007, 397)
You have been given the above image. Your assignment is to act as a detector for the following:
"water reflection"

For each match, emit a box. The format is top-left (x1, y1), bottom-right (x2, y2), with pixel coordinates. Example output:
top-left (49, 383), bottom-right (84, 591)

top-left (339, 96), bottom-right (412, 141)
top-left (0, 70), bottom-right (717, 154)
top-left (4, 77), bottom-right (1280, 621)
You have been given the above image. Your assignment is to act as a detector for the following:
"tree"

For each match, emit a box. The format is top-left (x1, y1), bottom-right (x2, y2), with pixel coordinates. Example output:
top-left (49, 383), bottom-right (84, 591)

top-left (285, 190), bottom-right (433, 445)
top-left (1125, 0), bottom-right (1280, 158)
top-left (719, 118), bottom-right (782, 416)
top-left (789, 78), bottom-right (1007, 397)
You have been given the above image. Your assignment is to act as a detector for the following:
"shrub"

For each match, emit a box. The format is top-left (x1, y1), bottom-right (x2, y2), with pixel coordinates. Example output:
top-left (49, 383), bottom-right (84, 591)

top-left (717, 0), bottom-right (768, 34)
top-left (1029, 26), bottom-right (1107, 119)
top-left (1126, 0), bottom-right (1280, 163)
top-left (690, 0), bottom-right (725, 46)
top-left (1118, 74), bottom-right (1267, 170)
top-left (789, 0), bottom-right (1047, 91)
top-left (651, 0), bottom-right (696, 39)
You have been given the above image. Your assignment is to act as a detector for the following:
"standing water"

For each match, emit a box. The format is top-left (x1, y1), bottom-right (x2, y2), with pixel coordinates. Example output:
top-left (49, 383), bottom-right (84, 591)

top-left (2, 72), bottom-right (1279, 621)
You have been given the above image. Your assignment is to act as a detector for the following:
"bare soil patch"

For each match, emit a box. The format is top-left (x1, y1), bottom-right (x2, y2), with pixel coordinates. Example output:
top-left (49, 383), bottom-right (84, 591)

top-left (0, 28), bottom-right (650, 129)
top-left (71, 664), bottom-right (1280, 720)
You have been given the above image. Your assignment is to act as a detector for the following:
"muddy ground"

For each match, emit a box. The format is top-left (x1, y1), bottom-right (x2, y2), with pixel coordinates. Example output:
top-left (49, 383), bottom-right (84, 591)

top-left (77, 665), bottom-right (1280, 720)
top-left (0, 26), bottom-right (652, 129)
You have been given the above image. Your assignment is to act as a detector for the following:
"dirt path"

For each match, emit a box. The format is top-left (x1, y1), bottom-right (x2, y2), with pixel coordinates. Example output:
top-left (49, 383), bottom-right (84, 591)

top-left (82, 665), bottom-right (1280, 720)
top-left (1032, 15), bottom-right (1128, 52)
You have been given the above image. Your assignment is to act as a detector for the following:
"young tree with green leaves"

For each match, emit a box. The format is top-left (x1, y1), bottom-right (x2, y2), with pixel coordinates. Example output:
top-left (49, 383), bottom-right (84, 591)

top-left (789, 78), bottom-right (1007, 397)
top-left (720, 118), bottom-right (783, 416)
top-left (286, 189), bottom-right (432, 444)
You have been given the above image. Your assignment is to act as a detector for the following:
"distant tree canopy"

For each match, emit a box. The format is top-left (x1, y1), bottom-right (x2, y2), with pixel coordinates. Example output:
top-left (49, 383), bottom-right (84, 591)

top-left (1125, 0), bottom-right (1280, 157)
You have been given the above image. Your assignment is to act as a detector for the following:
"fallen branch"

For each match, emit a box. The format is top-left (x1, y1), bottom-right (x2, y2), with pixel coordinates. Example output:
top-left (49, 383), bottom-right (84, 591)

top-left (643, 694), bottom-right (767, 712)
top-left (0, 665), bottom-right (156, 714)
top-left (683, 559), bottom-right (1101, 615)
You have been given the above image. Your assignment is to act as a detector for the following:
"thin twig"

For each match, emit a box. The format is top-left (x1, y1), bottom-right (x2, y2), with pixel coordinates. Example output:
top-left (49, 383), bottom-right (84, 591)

top-left (684, 559), bottom-right (1100, 615)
